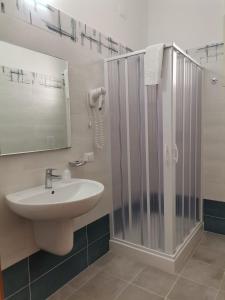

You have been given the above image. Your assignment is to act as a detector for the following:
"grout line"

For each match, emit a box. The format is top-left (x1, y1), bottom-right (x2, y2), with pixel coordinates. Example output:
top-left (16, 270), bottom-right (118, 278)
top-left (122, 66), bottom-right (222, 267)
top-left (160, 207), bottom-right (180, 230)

top-left (47, 235), bottom-right (111, 299)
top-left (113, 266), bottom-right (145, 300)
top-left (5, 285), bottom-right (29, 300)
top-left (31, 231), bottom-right (110, 286)
top-left (164, 247), bottom-right (199, 300)
top-left (85, 226), bottom-right (89, 266)
top-left (88, 232), bottom-right (110, 247)
top-left (131, 282), bottom-right (166, 299)
top-left (205, 214), bottom-right (225, 221)
top-left (49, 252), bottom-right (119, 300)
top-left (176, 246), bottom-right (221, 292)
top-left (164, 274), bottom-right (180, 299)
top-left (30, 246), bottom-right (87, 285)
top-left (215, 272), bottom-right (225, 300)
top-left (179, 273), bottom-right (221, 291)
top-left (27, 257), bottom-right (32, 300)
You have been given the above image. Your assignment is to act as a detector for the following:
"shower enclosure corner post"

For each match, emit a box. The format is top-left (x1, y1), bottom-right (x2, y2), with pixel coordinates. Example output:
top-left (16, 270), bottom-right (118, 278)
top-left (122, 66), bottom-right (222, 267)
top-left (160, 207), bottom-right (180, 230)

top-left (162, 48), bottom-right (176, 255)
top-left (103, 60), bottom-right (115, 239)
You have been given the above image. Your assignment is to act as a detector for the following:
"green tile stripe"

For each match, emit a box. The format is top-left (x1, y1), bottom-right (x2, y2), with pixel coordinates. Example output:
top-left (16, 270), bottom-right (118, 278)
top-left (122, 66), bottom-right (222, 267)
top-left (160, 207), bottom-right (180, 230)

top-left (204, 199), bottom-right (225, 235)
top-left (3, 214), bottom-right (110, 300)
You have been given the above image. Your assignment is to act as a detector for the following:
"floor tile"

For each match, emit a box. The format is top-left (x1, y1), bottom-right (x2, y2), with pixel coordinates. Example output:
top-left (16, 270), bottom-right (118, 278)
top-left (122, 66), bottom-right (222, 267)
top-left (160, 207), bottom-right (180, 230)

top-left (98, 253), bottom-right (145, 282)
top-left (94, 251), bottom-right (115, 267)
top-left (219, 274), bottom-right (225, 290)
top-left (68, 263), bottom-right (102, 290)
top-left (216, 291), bottom-right (225, 300)
top-left (200, 232), bottom-right (225, 253)
top-left (133, 265), bottom-right (177, 297)
top-left (168, 277), bottom-right (218, 300)
top-left (116, 284), bottom-right (163, 300)
top-left (47, 284), bottom-right (75, 300)
top-left (192, 245), bottom-right (225, 269)
top-left (67, 271), bottom-right (127, 300)
top-left (181, 258), bottom-right (224, 289)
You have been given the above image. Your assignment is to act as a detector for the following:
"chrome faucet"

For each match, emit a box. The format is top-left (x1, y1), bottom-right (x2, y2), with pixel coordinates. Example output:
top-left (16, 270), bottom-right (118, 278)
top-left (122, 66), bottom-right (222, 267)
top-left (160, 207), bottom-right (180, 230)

top-left (45, 168), bottom-right (62, 189)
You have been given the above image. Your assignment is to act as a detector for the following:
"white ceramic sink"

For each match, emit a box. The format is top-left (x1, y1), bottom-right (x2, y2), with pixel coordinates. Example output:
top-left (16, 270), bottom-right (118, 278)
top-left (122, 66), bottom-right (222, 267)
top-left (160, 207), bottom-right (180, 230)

top-left (6, 179), bottom-right (104, 221)
top-left (6, 179), bottom-right (104, 255)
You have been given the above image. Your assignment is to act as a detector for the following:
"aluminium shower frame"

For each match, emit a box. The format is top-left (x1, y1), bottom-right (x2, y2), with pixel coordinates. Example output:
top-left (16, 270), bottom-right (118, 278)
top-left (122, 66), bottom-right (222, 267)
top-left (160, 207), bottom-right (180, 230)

top-left (104, 43), bottom-right (203, 257)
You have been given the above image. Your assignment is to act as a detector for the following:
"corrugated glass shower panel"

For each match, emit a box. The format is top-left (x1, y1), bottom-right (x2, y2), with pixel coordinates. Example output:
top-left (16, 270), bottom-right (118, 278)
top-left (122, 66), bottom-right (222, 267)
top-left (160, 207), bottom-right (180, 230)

top-left (107, 54), bottom-right (164, 251)
top-left (174, 53), bottom-right (202, 248)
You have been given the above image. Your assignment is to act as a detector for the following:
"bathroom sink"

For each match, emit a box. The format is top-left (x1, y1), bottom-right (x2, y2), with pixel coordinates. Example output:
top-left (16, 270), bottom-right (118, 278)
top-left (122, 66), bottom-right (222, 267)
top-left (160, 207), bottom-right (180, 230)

top-left (6, 179), bottom-right (104, 221)
top-left (6, 179), bottom-right (104, 255)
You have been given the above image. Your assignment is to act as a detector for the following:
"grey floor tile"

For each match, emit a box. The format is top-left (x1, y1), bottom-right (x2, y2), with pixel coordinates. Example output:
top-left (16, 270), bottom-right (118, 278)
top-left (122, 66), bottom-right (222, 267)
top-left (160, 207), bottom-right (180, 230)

top-left (192, 245), bottom-right (225, 269)
top-left (200, 232), bottom-right (225, 253)
top-left (67, 271), bottom-right (127, 300)
top-left (47, 284), bottom-right (75, 300)
top-left (181, 258), bottom-right (224, 289)
top-left (219, 274), bottom-right (225, 290)
top-left (133, 265), bottom-right (177, 297)
top-left (216, 290), bottom-right (225, 300)
top-left (94, 251), bottom-right (115, 267)
top-left (116, 284), bottom-right (163, 300)
top-left (168, 277), bottom-right (218, 300)
top-left (68, 263), bottom-right (102, 290)
top-left (98, 253), bottom-right (145, 282)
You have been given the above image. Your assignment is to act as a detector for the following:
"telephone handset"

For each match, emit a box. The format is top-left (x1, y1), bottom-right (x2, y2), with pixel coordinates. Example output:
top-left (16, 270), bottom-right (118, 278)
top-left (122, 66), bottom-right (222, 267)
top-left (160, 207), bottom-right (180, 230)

top-left (88, 87), bottom-right (106, 150)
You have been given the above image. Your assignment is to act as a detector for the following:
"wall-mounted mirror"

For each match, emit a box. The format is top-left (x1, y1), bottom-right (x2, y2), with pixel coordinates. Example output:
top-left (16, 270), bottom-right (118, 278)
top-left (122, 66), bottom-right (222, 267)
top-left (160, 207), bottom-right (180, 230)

top-left (0, 41), bottom-right (71, 156)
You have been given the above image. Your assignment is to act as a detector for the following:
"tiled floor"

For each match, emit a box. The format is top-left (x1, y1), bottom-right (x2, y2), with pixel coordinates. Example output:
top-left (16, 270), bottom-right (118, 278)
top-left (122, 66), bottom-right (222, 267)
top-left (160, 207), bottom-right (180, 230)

top-left (48, 232), bottom-right (225, 300)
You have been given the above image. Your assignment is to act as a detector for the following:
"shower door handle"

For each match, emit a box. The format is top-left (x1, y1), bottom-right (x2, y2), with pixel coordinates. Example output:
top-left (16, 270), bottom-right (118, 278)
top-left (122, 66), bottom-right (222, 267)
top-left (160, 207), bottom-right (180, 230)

top-left (164, 144), bottom-right (170, 165)
top-left (173, 144), bottom-right (179, 163)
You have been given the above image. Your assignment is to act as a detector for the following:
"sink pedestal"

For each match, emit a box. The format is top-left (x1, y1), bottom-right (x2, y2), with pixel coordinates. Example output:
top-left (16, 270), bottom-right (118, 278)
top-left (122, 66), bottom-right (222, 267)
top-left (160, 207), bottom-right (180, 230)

top-left (33, 219), bottom-right (74, 255)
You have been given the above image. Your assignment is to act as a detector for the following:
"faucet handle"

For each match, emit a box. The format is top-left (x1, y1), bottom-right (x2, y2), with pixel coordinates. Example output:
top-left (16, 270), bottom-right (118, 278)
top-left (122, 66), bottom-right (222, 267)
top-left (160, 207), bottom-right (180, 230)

top-left (46, 168), bottom-right (56, 174)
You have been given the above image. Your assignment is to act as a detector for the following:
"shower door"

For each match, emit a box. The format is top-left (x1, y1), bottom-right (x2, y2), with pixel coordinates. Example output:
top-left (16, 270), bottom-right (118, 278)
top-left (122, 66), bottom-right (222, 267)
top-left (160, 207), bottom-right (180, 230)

top-left (107, 54), bottom-right (165, 251)
top-left (174, 51), bottom-right (202, 248)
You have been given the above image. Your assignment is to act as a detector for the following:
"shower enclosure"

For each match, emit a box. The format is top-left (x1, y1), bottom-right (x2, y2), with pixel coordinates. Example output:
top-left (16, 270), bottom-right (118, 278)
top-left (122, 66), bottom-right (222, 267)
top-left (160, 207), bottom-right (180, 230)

top-left (105, 44), bottom-right (202, 261)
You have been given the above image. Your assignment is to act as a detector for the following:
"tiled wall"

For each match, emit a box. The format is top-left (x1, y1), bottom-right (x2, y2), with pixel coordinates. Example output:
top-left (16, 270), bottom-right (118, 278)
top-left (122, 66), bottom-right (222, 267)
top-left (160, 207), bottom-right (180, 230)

top-left (3, 215), bottom-right (110, 300)
top-left (188, 45), bottom-right (225, 202)
top-left (204, 200), bottom-right (225, 234)
top-left (0, 0), bottom-right (131, 57)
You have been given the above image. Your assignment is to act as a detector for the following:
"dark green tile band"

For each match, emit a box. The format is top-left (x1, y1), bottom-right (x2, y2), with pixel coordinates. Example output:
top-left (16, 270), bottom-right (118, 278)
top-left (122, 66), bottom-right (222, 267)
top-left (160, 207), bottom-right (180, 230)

top-left (204, 199), bottom-right (225, 219)
top-left (88, 234), bottom-right (110, 265)
top-left (204, 215), bottom-right (225, 235)
top-left (3, 258), bottom-right (29, 298)
top-left (29, 227), bottom-right (87, 281)
top-left (6, 287), bottom-right (30, 300)
top-left (204, 199), bottom-right (225, 235)
top-left (3, 214), bottom-right (110, 300)
top-left (30, 249), bottom-right (88, 300)
top-left (87, 215), bottom-right (109, 244)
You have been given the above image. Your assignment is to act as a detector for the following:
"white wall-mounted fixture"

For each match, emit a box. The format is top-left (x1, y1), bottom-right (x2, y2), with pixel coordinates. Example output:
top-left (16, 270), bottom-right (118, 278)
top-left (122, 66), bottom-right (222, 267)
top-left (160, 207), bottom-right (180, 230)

top-left (88, 88), bottom-right (106, 150)
top-left (6, 179), bottom-right (104, 255)
top-left (69, 152), bottom-right (95, 168)
top-left (88, 87), bottom-right (106, 111)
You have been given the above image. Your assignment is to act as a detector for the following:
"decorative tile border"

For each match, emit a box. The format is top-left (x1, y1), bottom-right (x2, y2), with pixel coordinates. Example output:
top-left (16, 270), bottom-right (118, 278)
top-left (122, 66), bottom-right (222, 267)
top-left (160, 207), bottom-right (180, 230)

top-left (187, 43), bottom-right (224, 64)
top-left (2, 215), bottom-right (110, 300)
top-left (0, 65), bottom-right (64, 88)
top-left (0, 0), bottom-right (132, 56)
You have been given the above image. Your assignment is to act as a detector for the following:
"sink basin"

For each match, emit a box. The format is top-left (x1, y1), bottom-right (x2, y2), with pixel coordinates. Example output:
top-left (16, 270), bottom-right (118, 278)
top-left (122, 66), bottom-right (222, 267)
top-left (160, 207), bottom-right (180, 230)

top-left (6, 179), bottom-right (104, 221)
top-left (6, 179), bottom-right (104, 255)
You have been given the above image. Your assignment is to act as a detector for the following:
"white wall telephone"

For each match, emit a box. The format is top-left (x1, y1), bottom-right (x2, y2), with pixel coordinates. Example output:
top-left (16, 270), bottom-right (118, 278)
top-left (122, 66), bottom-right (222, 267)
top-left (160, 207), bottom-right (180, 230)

top-left (88, 87), bottom-right (106, 150)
